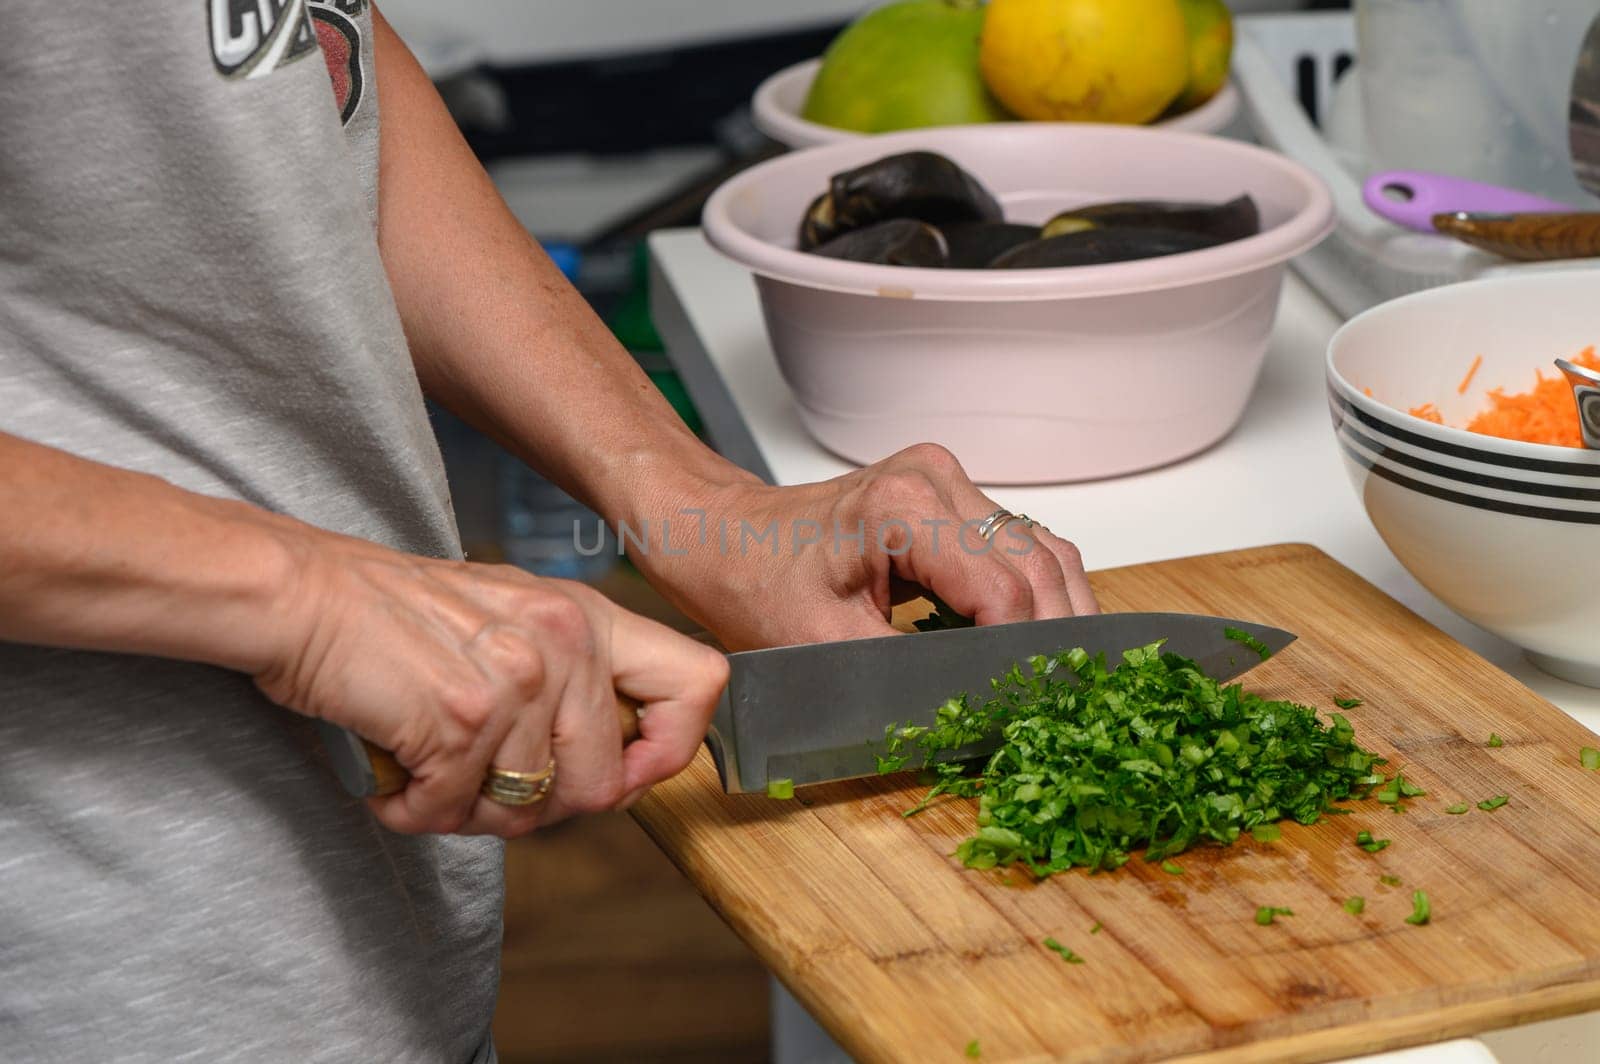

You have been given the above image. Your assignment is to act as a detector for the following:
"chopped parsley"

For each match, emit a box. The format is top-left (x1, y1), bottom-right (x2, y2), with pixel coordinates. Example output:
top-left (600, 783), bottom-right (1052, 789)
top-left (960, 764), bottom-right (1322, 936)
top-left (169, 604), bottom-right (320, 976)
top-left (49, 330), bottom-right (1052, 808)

top-left (1161, 860), bottom-right (1185, 876)
top-left (965, 1039), bottom-right (982, 1059)
top-left (1445, 803), bottom-right (1470, 815)
top-left (880, 640), bottom-right (1384, 876)
top-left (1252, 823), bottom-right (1282, 842)
top-left (1355, 830), bottom-right (1391, 853)
top-left (1487, 734), bottom-right (1504, 748)
top-left (1224, 626), bottom-right (1273, 660)
top-left (1375, 771), bottom-right (1425, 814)
top-left (1477, 794), bottom-right (1510, 812)
top-left (1406, 890), bottom-right (1432, 925)
top-left (1043, 937), bottom-right (1084, 964)
top-left (765, 778), bottom-right (795, 800)
top-left (1089, 921), bottom-right (1102, 934)
top-left (1256, 906), bottom-right (1293, 926)
top-left (1334, 697), bottom-right (1364, 709)
top-left (1343, 896), bottom-right (1366, 914)
top-left (1380, 874), bottom-right (1402, 887)
top-left (1582, 747), bottom-right (1600, 771)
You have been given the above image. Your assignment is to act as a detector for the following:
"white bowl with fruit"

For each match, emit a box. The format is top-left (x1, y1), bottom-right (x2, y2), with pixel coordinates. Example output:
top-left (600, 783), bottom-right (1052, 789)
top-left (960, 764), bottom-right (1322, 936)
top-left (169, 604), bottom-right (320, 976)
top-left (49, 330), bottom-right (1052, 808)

top-left (753, 0), bottom-right (1241, 150)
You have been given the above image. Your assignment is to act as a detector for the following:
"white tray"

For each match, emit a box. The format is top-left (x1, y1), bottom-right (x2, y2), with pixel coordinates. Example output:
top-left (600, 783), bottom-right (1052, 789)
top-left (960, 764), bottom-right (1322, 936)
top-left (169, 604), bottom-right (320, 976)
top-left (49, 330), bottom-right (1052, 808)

top-left (1234, 12), bottom-right (1600, 319)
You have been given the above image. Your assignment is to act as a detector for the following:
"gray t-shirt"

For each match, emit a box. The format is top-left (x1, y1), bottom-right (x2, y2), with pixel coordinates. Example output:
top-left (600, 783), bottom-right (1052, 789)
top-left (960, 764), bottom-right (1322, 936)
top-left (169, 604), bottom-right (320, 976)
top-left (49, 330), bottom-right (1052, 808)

top-left (0, 2), bottom-right (502, 1060)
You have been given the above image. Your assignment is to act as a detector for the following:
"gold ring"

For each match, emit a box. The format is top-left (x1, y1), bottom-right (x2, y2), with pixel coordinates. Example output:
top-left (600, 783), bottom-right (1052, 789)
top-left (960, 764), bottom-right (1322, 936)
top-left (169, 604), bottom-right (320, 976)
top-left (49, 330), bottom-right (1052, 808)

top-left (482, 759), bottom-right (556, 807)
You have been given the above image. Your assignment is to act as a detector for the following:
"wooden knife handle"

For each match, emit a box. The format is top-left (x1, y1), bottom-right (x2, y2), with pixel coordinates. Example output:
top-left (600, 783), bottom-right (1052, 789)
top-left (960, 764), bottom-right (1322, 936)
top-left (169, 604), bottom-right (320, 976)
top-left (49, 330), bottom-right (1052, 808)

top-left (363, 694), bottom-right (644, 798)
top-left (1432, 211), bottom-right (1600, 261)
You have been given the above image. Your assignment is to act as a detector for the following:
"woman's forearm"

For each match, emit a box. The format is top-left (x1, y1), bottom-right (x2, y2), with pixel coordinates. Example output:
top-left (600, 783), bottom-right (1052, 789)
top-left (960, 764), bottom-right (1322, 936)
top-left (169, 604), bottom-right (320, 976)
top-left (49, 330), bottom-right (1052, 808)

top-left (368, 8), bottom-right (754, 533)
top-left (0, 430), bottom-right (295, 674)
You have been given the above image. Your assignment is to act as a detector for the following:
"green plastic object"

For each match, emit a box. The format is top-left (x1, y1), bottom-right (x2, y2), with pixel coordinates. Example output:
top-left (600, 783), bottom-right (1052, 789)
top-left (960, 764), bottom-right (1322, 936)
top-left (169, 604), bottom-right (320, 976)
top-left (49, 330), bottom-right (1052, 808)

top-left (607, 244), bottom-right (703, 437)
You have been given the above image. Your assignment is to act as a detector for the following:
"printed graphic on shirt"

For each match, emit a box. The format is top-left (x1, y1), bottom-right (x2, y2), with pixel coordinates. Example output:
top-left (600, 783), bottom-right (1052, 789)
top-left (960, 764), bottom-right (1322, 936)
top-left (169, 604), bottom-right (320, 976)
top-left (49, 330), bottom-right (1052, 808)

top-left (208, 0), bottom-right (319, 80)
top-left (309, 1), bottom-right (366, 125)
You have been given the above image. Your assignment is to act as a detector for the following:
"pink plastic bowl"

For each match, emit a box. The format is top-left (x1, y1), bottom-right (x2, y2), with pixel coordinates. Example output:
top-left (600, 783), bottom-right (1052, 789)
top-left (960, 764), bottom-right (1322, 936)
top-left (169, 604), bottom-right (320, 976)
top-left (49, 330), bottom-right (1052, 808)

top-left (702, 124), bottom-right (1333, 484)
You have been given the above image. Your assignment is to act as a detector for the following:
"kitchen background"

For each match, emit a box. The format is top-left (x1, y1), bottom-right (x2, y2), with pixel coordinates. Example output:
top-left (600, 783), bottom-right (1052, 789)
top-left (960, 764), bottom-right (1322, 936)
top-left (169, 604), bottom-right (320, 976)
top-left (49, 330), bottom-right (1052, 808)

top-left (374, 2), bottom-right (1346, 1061)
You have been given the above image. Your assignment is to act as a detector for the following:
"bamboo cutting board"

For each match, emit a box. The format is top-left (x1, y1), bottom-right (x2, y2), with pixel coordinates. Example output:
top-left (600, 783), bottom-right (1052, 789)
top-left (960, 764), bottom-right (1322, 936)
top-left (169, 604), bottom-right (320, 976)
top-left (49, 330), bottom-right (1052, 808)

top-left (630, 544), bottom-right (1600, 1063)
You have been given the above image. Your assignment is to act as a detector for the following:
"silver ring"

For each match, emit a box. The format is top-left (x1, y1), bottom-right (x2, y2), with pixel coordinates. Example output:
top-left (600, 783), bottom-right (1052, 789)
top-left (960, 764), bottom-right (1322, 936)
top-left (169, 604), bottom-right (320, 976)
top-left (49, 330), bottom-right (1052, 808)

top-left (975, 509), bottom-right (1037, 541)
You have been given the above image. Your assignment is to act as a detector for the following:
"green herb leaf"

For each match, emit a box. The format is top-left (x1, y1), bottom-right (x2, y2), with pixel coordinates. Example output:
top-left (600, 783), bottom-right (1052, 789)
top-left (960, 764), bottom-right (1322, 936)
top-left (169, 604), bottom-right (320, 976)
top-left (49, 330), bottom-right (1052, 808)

top-left (888, 640), bottom-right (1385, 876)
top-left (874, 753), bottom-right (910, 775)
top-left (765, 778), bottom-right (795, 800)
top-left (1582, 747), bottom-right (1600, 771)
top-left (1406, 890), bottom-right (1431, 926)
top-left (1161, 860), bottom-right (1185, 876)
top-left (1224, 626), bottom-right (1273, 660)
top-left (1355, 830), bottom-right (1391, 853)
top-left (965, 1039), bottom-right (982, 1059)
top-left (1445, 803), bottom-right (1470, 815)
top-left (1487, 734), bottom-right (1503, 748)
top-left (1255, 906), bottom-right (1293, 926)
top-left (1334, 697), bottom-right (1364, 709)
top-left (1252, 823), bottom-right (1282, 842)
top-left (1477, 794), bottom-right (1509, 812)
top-left (1380, 874), bottom-right (1402, 887)
top-left (1344, 896), bottom-right (1366, 914)
top-left (1043, 937), bottom-right (1084, 964)
top-left (1089, 921), bottom-right (1102, 935)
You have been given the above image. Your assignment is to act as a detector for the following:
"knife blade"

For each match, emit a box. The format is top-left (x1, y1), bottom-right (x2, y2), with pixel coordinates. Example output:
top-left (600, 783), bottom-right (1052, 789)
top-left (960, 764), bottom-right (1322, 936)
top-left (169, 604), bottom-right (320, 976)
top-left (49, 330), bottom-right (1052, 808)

top-left (707, 612), bottom-right (1294, 793)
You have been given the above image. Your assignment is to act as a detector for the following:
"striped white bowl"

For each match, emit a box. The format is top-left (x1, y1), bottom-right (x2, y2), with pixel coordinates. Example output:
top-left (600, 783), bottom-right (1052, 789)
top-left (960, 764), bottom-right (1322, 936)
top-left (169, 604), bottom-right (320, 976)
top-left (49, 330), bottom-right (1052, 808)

top-left (1327, 271), bottom-right (1600, 686)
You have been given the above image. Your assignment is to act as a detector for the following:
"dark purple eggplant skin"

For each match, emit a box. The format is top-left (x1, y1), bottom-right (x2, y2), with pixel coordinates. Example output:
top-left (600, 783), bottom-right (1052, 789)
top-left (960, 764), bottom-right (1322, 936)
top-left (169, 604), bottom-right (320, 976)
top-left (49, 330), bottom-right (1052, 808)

top-left (799, 151), bottom-right (1003, 250)
top-left (1042, 194), bottom-right (1260, 243)
top-left (939, 222), bottom-right (1040, 269)
top-left (988, 227), bottom-right (1223, 269)
top-left (809, 219), bottom-right (951, 267)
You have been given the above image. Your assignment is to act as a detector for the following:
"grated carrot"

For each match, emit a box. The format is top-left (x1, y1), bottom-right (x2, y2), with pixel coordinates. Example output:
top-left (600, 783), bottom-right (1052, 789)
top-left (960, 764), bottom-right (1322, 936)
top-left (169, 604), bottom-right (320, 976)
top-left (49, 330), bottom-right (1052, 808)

top-left (1408, 402), bottom-right (1444, 424)
top-left (1456, 354), bottom-right (1483, 395)
top-left (1411, 346), bottom-right (1599, 447)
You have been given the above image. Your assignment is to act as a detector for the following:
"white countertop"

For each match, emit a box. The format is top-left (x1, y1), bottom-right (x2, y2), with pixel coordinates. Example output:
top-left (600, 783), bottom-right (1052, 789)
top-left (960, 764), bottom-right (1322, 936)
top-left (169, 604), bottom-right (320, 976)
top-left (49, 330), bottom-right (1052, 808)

top-left (647, 226), bottom-right (1600, 1064)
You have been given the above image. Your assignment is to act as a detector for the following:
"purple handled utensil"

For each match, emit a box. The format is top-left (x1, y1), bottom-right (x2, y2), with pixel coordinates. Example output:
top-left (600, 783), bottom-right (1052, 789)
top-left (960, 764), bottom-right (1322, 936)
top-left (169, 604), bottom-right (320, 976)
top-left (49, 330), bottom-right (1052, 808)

top-left (1362, 171), bottom-right (1573, 233)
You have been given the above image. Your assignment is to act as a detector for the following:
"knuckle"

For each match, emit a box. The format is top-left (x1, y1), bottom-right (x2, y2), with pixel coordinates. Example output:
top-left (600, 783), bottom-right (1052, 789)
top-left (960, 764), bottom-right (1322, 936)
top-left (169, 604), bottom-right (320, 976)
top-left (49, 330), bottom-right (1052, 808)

top-left (1053, 537), bottom-right (1085, 572)
top-left (479, 628), bottom-right (547, 696)
top-left (991, 567), bottom-right (1033, 613)
top-left (438, 682), bottom-right (497, 736)
top-left (523, 592), bottom-right (594, 657)
top-left (699, 648), bottom-right (731, 697)
top-left (900, 441), bottom-right (961, 476)
top-left (866, 469), bottom-right (936, 512)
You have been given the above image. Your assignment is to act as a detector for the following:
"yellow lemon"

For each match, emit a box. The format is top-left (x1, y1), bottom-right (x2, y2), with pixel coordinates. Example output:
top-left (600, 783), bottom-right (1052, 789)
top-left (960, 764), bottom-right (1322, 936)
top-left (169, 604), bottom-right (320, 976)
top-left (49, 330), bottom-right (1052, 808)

top-left (980, 0), bottom-right (1190, 125)
top-left (1174, 0), bottom-right (1234, 112)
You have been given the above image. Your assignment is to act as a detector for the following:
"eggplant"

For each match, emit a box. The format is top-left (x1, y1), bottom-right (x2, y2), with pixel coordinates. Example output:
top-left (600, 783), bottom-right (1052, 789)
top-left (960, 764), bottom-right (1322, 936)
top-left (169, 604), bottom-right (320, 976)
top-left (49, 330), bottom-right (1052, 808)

top-left (799, 151), bottom-right (1003, 250)
top-left (1041, 194), bottom-right (1260, 243)
top-left (939, 222), bottom-right (1040, 269)
top-left (809, 219), bottom-right (950, 267)
top-left (988, 227), bottom-right (1223, 269)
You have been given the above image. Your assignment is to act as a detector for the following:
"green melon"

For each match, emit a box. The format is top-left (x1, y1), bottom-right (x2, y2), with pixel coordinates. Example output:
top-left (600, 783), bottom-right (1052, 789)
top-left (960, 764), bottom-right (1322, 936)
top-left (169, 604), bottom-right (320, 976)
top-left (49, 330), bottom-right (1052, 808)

top-left (802, 0), bottom-right (1012, 133)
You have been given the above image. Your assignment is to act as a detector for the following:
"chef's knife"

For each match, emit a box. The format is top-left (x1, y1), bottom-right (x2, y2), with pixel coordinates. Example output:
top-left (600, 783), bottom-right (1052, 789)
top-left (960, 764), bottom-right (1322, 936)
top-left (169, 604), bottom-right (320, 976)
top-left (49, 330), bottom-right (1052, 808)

top-left (711, 612), bottom-right (1292, 793)
top-left (321, 612), bottom-right (1293, 798)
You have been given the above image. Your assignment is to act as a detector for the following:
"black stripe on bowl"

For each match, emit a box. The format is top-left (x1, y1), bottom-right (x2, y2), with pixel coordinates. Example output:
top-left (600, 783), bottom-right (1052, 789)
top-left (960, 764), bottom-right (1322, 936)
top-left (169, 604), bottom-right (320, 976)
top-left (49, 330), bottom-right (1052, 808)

top-left (1333, 405), bottom-right (1600, 503)
top-left (1336, 435), bottom-right (1600, 526)
top-left (1328, 388), bottom-right (1600, 478)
